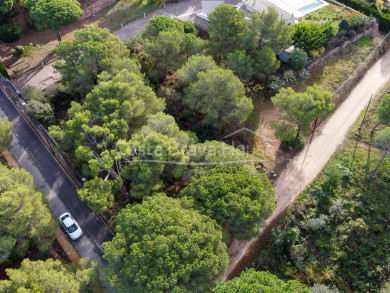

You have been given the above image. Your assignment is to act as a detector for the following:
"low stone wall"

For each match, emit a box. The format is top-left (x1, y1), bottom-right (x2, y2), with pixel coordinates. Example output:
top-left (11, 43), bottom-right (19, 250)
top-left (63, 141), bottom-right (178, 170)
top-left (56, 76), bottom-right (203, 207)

top-left (80, 0), bottom-right (118, 20)
top-left (308, 22), bottom-right (379, 70)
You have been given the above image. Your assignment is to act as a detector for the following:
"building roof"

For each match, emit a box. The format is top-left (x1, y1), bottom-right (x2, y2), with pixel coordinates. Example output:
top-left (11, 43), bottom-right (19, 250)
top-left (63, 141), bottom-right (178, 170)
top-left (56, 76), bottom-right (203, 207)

top-left (242, 0), bottom-right (328, 19)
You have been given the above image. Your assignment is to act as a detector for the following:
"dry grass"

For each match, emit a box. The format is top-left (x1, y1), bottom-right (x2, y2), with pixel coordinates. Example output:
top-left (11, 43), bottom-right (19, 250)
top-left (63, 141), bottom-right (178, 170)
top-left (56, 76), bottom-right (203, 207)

top-left (294, 35), bottom-right (381, 93)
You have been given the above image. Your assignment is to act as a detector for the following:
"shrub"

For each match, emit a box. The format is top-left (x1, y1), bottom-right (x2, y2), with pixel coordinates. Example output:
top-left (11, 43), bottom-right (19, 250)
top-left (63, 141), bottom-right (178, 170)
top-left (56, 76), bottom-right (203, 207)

top-left (181, 20), bottom-right (197, 34)
top-left (15, 45), bottom-right (24, 55)
top-left (267, 77), bottom-right (285, 95)
top-left (273, 123), bottom-right (304, 150)
top-left (0, 62), bottom-right (9, 79)
top-left (283, 70), bottom-right (296, 83)
top-left (339, 19), bottom-right (350, 31)
top-left (318, 47), bottom-right (325, 55)
top-left (298, 68), bottom-right (310, 80)
top-left (309, 49), bottom-right (320, 58)
top-left (293, 21), bottom-right (328, 51)
top-left (288, 48), bottom-right (308, 70)
top-left (0, 22), bottom-right (22, 42)
top-left (27, 100), bottom-right (55, 127)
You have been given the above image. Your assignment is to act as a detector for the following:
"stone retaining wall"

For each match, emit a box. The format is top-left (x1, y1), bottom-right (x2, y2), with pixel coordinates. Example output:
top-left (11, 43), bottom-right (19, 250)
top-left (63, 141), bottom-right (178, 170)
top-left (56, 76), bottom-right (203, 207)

top-left (80, 0), bottom-right (118, 20)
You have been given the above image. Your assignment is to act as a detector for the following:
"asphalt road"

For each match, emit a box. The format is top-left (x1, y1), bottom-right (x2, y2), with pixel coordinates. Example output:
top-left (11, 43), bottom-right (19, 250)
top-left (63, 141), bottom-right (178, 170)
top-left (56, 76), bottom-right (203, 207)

top-left (0, 87), bottom-right (113, 265)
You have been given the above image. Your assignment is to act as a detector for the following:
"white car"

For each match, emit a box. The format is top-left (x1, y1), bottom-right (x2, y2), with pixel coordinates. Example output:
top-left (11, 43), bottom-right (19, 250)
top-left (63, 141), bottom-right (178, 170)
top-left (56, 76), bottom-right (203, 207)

top-left (59, 212), bottom-right (83, 240)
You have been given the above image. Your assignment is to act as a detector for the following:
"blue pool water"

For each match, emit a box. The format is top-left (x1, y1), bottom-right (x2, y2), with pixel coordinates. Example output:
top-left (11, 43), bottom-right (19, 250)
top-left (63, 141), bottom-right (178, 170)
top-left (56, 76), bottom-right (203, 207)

top-left (299, 1), bottom-right (324, 13)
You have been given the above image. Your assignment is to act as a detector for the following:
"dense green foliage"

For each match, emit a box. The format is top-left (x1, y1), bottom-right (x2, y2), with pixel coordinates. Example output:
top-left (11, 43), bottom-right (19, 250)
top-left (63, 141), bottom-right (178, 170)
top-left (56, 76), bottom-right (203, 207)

top-left (0, 164), bottom-right (52, 264)
top-left (377, 94), bottom-right (390, 125)
top-left (248, 7), bottom-right (294, 54)
top-left (54, 25), bottom-right (129, 97)
top-left (288, 49), bottom-right (309, 70)
top-left (184, 67), bottom-right (253, 129)
top-left (121, 113), bottom-right (196, 198)
top-left (50, 64), bottom-right (166, 208)
top-left (27, 100), bottom-right (55, 127)
top-left (0, 117), bottom-right (12, 152)
top-left (293, 22), bottom-right (328, 51)
top-left (141, 15), bottom-right (196, 39)
top-left (215, 269), bottom-right (310, 293)
top-left (177, 55), bottom-right (218, 88)
top-left (208, 4), bottom-right (246, 60)
top-left (272, 85), bottom-right (334, 141)
top-left (102, 194), bottom-right (228, 292)
top-left (77, 177), bottom-right (116, 213)
top-left (0, 258), bottom-right (102, 293)
top-left (0, 22), bottom-right (21, 42)
top-left (0, 61), bottom-right (9, 79)
top-left (0, 0), bottom-right (13, 14)
top-left (180, 165), bottom-right (275, 240)
top-left (335, 0), bottom-right (390, 31)
top-left (29, 0), bottom-right (82, 40)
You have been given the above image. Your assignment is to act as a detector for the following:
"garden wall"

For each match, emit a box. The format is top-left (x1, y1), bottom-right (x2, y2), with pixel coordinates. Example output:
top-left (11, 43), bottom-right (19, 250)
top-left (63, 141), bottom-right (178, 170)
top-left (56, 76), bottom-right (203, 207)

top-left (80, 0), bottom-right (118, 20)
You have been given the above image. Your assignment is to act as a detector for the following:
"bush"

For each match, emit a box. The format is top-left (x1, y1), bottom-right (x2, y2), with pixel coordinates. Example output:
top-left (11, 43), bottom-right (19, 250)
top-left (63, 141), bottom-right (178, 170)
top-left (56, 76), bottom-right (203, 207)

top-left (22, 85), bottom-right (46, 102)
top-left (335, 0), bottom-right (390, 32)
top-left (283, 70), bottom-right (295, 83)
top-left (0, 62), bottom-right (9, 79)
top-left (288, 48), bottom-right (308, 70)
top-left (309, 49), bottom-right (320, 58)
top-left (298, 68), bottom-right (310, 80)
top-left (273, 123), bottom-right (304, 150)
top-left (27, 100), bottom-right (55, 127)
top-left (339, 19), bottom-right (350, 31)
top-left (318, 47), bottom-right (325, 55)
top-left (0, 22), bottom-right (22, 42)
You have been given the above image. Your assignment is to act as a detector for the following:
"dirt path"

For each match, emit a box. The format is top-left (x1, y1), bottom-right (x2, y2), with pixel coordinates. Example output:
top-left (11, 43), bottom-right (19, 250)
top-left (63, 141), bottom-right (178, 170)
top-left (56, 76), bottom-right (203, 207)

top-left (223, 47), bottom-right (390, 280)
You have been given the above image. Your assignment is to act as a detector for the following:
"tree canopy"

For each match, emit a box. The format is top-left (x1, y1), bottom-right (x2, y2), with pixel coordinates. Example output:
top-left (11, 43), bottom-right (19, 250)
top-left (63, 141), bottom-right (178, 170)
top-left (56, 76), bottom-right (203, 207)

top-left (0, 0), bottom-right (13, 14)
top-left (248, 7), bottom-right (294, 54)
top-left (102, 194), bottom-right (228, 292)
top-left (121, 112), bottom-right (196, 198)
top-left (0, 164), bottom-right (52, 263)
top-left (0, 117), bottom-right (13, 152)
top-left (50, 66), bottom-right (165, 209)
top-left (208, 4), bottom-right (246, 60)
top-left (177, 55), bottom-right (218, 88)
top-left (29, 0), bottom-right (82, 41)
top-left (54, 25), bottom-right (129, 97)
top-left (141, 15), bottom-right (196, 39)
top-left (272, 85), bottom-right (334, 139)
top-left (0, 258), bottom-right (102, 293)
top-left (181, 165), bottom-right (275, 240)
top-left (184, 67), bottom-right (253, 129)
top-left (215, 269), bottom-right (310, 293)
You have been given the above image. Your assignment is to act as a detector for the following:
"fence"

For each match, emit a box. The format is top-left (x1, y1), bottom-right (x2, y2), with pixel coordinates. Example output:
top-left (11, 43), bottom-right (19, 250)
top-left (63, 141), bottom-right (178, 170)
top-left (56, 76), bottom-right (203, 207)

top-left (332, 30), bottom-right (390, 104)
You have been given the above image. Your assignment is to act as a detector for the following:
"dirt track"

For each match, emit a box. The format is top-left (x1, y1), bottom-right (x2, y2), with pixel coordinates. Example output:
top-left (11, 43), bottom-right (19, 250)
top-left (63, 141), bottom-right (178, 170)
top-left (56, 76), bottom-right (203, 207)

top-left (223, 46), bottom-right (390, 280)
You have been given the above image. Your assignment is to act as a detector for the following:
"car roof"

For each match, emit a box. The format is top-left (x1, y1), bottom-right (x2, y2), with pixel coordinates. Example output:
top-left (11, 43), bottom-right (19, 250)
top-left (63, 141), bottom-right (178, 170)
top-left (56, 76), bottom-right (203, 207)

top-left (61, 215), bottom-right (76, 228)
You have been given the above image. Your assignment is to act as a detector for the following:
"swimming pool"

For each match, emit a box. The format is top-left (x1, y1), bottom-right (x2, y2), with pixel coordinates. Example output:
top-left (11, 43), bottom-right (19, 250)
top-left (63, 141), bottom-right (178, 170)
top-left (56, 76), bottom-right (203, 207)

top-left (299, 1), bottom-right (326, 14)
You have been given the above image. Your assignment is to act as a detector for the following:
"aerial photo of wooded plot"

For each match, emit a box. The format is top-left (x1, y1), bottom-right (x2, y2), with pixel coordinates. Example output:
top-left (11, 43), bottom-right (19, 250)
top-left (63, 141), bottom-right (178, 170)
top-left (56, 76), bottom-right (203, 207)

top-left (0, 0), bottom-right (389, 292)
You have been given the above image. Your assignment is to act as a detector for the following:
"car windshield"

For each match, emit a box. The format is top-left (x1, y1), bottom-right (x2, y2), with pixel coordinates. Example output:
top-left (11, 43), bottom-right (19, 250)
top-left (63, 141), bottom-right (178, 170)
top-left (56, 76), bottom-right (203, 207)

top-left (67, 224), bottom-right (78, 233)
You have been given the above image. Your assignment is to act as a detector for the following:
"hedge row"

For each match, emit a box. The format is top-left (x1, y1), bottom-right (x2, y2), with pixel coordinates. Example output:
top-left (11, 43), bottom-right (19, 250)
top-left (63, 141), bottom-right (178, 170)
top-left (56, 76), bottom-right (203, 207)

top-left (335, 0), bottom-right (390, 32)
top-left (0, 62), bottom-right (10, 79)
